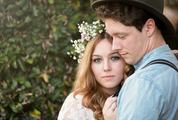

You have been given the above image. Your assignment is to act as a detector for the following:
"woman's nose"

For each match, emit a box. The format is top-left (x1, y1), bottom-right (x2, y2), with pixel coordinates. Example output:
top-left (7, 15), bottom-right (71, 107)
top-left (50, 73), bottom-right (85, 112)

top-left (103, 61), bottom-right (111, 72)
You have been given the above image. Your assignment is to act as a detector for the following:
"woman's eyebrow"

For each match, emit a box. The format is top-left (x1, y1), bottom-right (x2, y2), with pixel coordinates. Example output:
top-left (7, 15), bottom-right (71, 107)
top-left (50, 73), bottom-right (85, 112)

top-left (110, 51), bottom-right (119, 55)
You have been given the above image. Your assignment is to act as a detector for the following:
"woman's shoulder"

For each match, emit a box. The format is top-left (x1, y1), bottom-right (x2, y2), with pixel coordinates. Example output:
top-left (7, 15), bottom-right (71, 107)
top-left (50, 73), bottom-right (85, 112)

top-left (64, 92), bottom-right (83, 104)
top-left (57, 92), bottom-right (94, 120)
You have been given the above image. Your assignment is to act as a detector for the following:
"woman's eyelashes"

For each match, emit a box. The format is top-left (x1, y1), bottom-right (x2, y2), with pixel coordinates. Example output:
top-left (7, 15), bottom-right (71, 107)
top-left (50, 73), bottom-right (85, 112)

top-left (92, 57), bottom-right (102, 63)
top-left (92, 55), bottom-right (120, 63)
top-left (111, 55), bottom-right (120, 61)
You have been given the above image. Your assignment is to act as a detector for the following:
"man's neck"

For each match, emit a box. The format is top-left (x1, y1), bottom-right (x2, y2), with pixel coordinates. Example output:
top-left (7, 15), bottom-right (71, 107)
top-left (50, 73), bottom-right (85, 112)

top-left (145, 30), bottom-right (166, 54)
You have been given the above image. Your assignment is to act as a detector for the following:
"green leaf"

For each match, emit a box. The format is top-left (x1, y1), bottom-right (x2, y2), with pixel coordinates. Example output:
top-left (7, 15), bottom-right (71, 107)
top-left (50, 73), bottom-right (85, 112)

top-left (17, 59), bottom-right (25, 72)
top-left (24, 80), bottom-right (31, 88)
top-left (10, 103), bottom-right (23, 113)
top-left (48, 0), bottom-right (54, 5)
top-left (26, 58), bottom-right (34, 64)
top-left (11, 80), bottom-right (17, 89)
top-left (12, 61), bottom-right (17, 69)
top-left (24, 16), bottom-right (32, 23)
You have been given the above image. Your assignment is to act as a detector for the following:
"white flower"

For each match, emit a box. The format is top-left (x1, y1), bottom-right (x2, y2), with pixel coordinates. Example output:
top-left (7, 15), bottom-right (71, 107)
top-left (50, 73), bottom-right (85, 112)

top-left (67, 20), bottom-right (105, 63)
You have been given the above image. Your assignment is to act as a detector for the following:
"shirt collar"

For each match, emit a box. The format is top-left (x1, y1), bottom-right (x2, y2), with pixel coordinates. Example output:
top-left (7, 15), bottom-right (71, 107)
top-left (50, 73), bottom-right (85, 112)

top-left (134, 45), bottom-right (171, 70)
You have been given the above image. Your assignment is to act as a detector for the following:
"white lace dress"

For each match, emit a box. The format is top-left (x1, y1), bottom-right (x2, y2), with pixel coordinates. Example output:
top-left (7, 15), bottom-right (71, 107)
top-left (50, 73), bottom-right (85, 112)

top-left (57, 92), bottom-right (95, 120)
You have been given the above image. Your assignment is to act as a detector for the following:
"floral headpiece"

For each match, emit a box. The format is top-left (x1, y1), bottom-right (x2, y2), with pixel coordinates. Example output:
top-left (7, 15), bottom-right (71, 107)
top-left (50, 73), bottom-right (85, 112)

top-left (67, 20), bottom-right (105, 63)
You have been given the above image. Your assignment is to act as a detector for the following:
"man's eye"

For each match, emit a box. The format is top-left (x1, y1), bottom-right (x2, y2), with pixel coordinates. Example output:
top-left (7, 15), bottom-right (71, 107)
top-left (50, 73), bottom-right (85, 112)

top-left (120, 36), bottom-right (126, 39)
top-left (117, 35), bottom-right (126, 39)
top-left (92, 58), bottom-right (102, 63)
top-left (111, 56), bottom-right (120, 61)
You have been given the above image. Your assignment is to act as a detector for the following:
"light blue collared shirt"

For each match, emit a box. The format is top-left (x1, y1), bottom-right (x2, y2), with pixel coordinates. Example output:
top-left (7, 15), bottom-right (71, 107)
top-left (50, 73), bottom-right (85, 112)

top-left (117, 45), bottom-right (178, 120)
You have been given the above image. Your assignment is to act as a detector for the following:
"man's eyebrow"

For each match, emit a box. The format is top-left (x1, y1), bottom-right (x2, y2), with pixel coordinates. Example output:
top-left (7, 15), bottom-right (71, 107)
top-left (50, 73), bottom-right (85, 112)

top-left (113, 32), bottom-right (127, 36)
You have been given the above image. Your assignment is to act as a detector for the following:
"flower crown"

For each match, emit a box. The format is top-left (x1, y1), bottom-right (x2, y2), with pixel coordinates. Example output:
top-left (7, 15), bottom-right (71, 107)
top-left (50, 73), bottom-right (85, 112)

top-left (67, 20), bottom-right (105, 63)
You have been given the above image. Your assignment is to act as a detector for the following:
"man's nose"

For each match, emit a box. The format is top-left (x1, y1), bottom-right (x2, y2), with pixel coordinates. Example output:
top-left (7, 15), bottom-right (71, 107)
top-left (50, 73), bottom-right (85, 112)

top-left (112, 39), bottom-right (122, 50)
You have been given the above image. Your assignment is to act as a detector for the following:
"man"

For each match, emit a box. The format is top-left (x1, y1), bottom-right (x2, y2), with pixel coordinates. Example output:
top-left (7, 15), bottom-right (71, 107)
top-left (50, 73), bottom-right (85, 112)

top-left (90, 0), bottom-right (178, 120)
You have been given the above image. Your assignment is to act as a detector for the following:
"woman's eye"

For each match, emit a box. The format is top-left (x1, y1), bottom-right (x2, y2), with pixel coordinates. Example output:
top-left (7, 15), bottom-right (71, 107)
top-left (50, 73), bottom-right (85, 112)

top-left (111, 56), bottom-right (120, 61)
top-left (92, 58), bottom-right (102, 63)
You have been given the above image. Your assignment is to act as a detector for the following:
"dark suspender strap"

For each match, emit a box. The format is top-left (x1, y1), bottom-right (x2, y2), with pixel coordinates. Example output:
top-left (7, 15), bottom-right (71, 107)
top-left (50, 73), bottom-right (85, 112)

top-left (142, 59), bottom-right (178, 72)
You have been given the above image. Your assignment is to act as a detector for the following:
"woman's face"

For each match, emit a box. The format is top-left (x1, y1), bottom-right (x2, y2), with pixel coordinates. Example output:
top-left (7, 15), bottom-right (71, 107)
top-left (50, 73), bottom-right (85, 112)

top-left (91, 39), bottom-right (126, 95)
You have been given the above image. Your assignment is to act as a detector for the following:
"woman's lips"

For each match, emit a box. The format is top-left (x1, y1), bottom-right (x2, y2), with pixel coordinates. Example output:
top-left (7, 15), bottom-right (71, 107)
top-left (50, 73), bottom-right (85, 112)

top-left (102, 75), bottom-right (114, 80)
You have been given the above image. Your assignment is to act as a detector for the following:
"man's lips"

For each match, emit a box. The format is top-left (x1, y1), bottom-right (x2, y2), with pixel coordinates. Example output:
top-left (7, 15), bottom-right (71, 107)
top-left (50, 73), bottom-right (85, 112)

top-left (119, 52), bottom-right (127, 56)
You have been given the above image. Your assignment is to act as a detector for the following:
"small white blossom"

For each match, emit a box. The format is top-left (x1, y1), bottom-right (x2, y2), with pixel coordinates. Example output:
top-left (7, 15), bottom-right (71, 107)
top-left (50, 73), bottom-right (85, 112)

top-left (73, 56), bottom-right (77, 60)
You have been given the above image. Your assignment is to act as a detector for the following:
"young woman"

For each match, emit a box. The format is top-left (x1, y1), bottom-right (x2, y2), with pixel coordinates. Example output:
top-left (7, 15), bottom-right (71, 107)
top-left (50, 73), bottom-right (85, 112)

top-left (57, 32), bottom-right (133, 120)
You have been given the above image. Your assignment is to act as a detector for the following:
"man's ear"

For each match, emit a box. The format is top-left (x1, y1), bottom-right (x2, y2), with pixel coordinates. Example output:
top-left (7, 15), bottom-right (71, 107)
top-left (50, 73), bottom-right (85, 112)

top-left (143, 18), bottom-right (156, 37)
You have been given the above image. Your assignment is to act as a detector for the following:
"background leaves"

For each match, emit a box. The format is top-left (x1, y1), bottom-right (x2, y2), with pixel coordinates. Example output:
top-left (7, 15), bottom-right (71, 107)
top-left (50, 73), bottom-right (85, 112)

top-left (0, 0), bottom-right (95, 119)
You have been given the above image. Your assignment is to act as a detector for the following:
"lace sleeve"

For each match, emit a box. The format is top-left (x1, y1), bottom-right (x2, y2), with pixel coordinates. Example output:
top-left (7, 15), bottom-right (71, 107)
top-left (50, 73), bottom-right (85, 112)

top-left (57, 93), bottom-right (94, 120)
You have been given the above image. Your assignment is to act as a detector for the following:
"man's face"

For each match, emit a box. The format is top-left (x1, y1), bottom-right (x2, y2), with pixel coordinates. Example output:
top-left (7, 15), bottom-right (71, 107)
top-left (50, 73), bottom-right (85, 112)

top-left (105, 19), bottom-right (149, 65)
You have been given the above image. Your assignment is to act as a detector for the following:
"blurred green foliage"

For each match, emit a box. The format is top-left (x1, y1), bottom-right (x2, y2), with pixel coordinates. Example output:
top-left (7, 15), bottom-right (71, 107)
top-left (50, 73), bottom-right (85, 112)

top-left (0, 0), bottom-right (95, 119)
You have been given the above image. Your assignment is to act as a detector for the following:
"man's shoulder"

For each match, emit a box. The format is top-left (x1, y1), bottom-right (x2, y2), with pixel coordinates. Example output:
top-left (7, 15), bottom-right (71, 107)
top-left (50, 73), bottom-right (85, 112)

top-left (136, 53), bottom-right (178, 78)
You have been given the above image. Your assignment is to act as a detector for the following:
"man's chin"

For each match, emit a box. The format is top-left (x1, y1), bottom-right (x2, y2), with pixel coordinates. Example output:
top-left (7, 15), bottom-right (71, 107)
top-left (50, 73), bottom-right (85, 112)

top-left (123, 57), bottom-right (136, 65)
